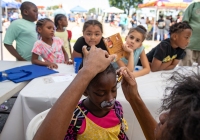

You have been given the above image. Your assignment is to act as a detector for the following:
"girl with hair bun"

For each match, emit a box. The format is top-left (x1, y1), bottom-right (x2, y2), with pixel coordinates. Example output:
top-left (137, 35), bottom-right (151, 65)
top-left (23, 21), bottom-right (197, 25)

top-left (54, 14), bottom-right (72, 59)
top-left (114, 25), bottom-right (150, 77)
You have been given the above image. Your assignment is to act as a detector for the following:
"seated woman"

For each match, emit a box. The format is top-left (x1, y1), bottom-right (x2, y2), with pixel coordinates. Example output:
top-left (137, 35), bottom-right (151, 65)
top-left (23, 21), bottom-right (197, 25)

top-left (119, 67), bottom-right (200, 140)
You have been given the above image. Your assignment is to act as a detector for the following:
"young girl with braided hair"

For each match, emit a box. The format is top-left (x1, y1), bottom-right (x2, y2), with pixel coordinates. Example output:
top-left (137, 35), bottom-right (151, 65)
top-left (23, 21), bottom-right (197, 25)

top-left (64, 64), bottom-right (129, 140)
top-left (139, 21), bottom-right (192, 72)
top-left (31, 18), bottom-right (71, 69)
top-left (54, 14), bottom-right (72, 59)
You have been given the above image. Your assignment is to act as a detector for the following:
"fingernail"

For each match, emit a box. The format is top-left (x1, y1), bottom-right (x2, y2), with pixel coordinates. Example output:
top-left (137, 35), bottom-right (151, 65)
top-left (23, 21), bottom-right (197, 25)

top-left (124, 70), bottom-right (128, 76)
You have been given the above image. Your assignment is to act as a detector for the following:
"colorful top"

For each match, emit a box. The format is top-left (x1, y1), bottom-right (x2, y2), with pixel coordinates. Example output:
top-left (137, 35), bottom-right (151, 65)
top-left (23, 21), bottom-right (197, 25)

top-left (32, 37), bottom-right (65, 63)
top-left (55, 31), bottom-right (71, 58)
top-left (64, 100), bottom-right (129, 140)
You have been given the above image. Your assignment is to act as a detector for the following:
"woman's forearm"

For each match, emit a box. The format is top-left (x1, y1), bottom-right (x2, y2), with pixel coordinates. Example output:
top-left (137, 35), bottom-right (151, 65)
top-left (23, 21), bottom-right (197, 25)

top-left (33, 68), bottom-right (96, 140)
top-left (129, 95), bottom-right (157, 140)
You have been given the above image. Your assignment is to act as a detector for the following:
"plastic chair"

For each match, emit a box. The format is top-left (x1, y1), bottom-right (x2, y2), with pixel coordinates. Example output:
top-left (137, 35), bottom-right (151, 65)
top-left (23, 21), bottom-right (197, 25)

top-left (26, 108), bottom-right (50, 140)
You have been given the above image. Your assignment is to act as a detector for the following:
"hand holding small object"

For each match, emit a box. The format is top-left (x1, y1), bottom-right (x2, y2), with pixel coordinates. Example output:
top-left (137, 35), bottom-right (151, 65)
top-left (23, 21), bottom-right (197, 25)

top-left (47, 63), bottom-right (58, 69)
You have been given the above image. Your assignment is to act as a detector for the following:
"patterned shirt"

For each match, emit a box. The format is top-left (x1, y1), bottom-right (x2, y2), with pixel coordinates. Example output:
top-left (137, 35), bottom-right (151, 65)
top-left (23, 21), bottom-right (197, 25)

top-left (64, 99), bottom-right (129, 140)
top-left (32, 37), bottom-right (65, 63)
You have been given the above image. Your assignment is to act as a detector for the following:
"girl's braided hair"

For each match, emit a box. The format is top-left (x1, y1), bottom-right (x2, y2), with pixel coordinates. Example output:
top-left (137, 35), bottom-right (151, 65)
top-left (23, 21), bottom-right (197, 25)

top-left (54, 14), bottom-right (66, 28)
top-left (36, 18), bottom-right (53, 39)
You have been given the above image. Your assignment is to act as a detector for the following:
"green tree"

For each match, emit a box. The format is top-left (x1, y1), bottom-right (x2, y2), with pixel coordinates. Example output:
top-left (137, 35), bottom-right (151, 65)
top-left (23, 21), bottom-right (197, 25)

top-left (88, 8), bottom-right (96, 14)
top-left (109, 0), bottom-right (143, 15)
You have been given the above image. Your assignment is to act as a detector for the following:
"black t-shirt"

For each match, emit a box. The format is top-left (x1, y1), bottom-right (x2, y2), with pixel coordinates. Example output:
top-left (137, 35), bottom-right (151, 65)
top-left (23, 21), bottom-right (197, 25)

top-left (73, 36), bottom-right (107, 57)
top-left (157, 19), bottom-right (165, 29)
top-left (146, 39), bottom-right (186, 63)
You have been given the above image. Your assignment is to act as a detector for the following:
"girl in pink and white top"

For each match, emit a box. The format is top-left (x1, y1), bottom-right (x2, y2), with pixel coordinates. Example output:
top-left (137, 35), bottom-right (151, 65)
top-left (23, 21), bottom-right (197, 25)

top-left (32, 18), bottom-right (71, 69)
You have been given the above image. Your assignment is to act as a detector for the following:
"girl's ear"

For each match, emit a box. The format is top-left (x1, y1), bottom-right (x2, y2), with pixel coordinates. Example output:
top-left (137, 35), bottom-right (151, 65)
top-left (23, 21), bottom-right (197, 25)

top-left (58, 20), bottom-right (62, 25)
top-left (37, 27), bottom-right (42, 33)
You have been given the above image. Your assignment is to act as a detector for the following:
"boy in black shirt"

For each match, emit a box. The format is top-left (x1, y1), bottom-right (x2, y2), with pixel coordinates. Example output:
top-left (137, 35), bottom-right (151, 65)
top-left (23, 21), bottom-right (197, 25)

top-left (139, 21), bottom-right (192, 72)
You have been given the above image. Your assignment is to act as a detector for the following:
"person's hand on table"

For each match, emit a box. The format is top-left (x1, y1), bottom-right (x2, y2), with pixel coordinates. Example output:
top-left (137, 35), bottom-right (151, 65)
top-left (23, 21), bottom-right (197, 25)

top-left (64, 60), bottom-right (73, 65)
top-left (81, 45), bottom-right (116, 75)
top-left (117, 67), bottom-right (139, 102)
top-left (17, 57), bottom-right (26, 61)
top-left (47, 62), bottom-right (58, 69)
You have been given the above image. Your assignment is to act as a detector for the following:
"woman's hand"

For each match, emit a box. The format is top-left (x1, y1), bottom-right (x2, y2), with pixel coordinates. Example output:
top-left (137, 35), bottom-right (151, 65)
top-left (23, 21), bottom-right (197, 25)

top-left (122, 43), bottom-right (133, 53)
top-left (117, 67), bottom-right (139, 102)
top-left (47, 63), bottom-right (58, 69)
top-left (82, 45), bottom-right (116, 74)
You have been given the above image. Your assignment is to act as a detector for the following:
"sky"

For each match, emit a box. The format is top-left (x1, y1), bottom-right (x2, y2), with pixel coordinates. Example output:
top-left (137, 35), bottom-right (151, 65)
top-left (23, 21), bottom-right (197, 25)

top-left (23, 0), bottom-right (110, 11)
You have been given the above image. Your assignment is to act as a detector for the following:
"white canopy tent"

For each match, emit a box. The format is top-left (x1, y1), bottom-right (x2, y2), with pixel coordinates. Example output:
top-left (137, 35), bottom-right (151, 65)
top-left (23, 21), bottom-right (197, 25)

top-left (138, 0), bottom-right (193, 41)
top-left (103, 7), bottom-right (124, 13)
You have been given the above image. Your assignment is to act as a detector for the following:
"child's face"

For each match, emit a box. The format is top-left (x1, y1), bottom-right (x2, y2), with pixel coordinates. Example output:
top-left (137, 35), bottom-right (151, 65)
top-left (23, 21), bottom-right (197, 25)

top-left (175, 29), bottom-right (192, 49)
top-left (86, 72), bottom-right (117, 112)
top-left (25, 5), bottom-right (38, 21)
top-left (125, 31), bottom-right (143, 51)
top-left (83, 25), bottom-right (102, 46)
top-left (60, 17), bottom-right (68, 27)
top-left (38, 21), bottom-right (55, 38)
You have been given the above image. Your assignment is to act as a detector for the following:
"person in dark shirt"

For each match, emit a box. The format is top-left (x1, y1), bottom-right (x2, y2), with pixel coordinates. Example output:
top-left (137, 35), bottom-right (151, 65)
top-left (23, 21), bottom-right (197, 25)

top-left (138, 21), bottom-right (192, 72)
top-left (72, 20), bottom-right (107, 58)
top-left (157, 15), bottom-right (165, 41)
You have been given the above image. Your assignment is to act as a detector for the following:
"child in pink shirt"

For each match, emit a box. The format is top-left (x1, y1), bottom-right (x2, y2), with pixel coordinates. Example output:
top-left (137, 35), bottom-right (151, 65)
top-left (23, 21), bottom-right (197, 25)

top-left (32, 18), bottom-right (71, 69)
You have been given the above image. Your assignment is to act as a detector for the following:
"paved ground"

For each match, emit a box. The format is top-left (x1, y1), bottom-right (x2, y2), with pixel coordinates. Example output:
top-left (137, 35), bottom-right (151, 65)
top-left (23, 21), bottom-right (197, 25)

top-left (0, 21), bottom-right (160, 133)
top-left (0, 98), bottom-right (16, 133)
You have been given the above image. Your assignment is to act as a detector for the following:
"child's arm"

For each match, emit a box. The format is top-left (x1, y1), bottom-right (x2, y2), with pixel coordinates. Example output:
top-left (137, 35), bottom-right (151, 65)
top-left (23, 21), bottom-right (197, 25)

top-left (151, 58), bottom-right (174, 72)
top-left (4, 44), bottom-right (26, 61)
top-left (68, 39), bottom-right (72, 56)
top-left (62, 46), bottom-right (72, 64)
top-left (116, 44), bottom-right (134, 71)
top-left (72, 50), bottom-right (82, 60)
top-left (162, 59), bottom-right (179, 70)
top-left (67, 30), bottom-right (72, 57)
top-left (132, 50), bottom-right (150, 77)
top-left (72, 37), bottom-right (84, 60)
top-left (31, 53), bottom-right (58, 69)
top-left (150, 41), bottom-right (179, 72)
top-left (116, 52), bottom-right (134, 71)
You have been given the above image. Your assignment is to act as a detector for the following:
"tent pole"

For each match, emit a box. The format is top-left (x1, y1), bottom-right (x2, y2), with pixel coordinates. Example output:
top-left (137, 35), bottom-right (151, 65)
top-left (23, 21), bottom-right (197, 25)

top-left (152, 7), bottom-right (158, 41)
top-left (5, 7), bottom-right (7, 20)
top-left (0, 0), bottom-right (3, 60)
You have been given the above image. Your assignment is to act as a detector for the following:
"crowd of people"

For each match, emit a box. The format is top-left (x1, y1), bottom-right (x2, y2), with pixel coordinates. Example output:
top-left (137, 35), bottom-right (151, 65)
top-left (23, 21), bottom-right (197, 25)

top-left (2, 1), bottom-right (200, 140)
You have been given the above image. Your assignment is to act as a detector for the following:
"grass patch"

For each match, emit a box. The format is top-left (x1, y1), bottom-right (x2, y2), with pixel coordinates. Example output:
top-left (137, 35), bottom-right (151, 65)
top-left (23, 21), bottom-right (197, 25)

top-left (70, 39), bottom-right (77, 43)
top-left (143, 44), bottom-right (150, 50)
